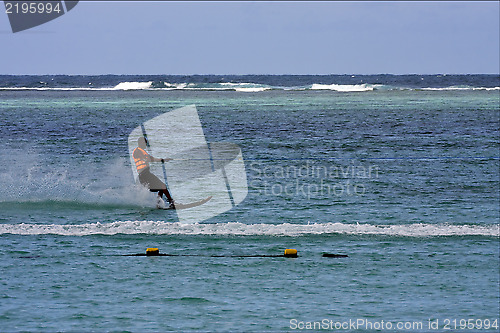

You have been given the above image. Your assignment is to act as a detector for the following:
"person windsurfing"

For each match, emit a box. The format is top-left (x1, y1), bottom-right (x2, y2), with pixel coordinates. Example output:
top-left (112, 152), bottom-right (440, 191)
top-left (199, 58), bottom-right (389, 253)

top-left (133, 137), bottom-right (175, 209)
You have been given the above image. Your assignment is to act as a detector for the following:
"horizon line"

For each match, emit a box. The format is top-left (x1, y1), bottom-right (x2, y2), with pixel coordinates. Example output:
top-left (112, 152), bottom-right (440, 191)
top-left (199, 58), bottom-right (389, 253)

top-left (1, 73), bottom-right (499, 76)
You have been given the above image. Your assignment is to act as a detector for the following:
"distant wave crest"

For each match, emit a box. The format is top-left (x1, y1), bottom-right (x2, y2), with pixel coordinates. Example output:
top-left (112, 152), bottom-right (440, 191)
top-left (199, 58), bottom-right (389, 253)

top-left (1, 74), bottom-right (498, 92)
top-left (310, 83), bottom-right (377, 92)
top-left (1, 221), bottom-right (498, 237)
top-left (113, 81), bottom-right (153, 90)
top-left (421, 86), bottom-right (500, 91)
top-left (2, 79), bottom-right (498, 92)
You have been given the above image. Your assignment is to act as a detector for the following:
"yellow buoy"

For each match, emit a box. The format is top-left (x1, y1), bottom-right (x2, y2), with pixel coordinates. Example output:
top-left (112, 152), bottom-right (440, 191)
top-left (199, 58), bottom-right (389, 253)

top-left (146, 248), bottom-right (160, 256)
top-left (284, 249), bottom-right (298, 257)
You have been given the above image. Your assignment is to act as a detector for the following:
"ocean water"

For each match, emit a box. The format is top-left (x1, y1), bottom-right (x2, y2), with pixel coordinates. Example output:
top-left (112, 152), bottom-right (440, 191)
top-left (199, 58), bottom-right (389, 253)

top-left (0, 75), bottom-right (499, 332)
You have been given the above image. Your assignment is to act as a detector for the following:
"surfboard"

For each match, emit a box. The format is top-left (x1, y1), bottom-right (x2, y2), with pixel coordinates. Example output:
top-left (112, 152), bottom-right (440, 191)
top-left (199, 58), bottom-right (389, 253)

top-left (160, 196), bottom-right (213, 210)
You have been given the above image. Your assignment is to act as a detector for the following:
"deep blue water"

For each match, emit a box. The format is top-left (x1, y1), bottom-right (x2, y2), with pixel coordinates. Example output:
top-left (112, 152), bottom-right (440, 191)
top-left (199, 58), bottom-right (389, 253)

top-left (0, 75), bottom-right (499, 332)
top-left (0, 74), bottom-right (499, 90)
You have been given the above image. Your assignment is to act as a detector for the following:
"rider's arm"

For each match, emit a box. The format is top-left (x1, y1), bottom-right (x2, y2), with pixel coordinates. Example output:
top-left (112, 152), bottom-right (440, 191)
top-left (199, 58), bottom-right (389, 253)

top-left (147, 154), bottom-right (172, 163)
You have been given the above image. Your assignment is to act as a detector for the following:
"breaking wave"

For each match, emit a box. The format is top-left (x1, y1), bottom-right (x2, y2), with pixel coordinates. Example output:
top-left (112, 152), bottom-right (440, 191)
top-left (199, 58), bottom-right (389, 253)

top-left (420, 86), bottom-right (500, 91)
top-left (310, 83), bottom-right (377, 92)
top-left (2, 80), bottom-right (497, 92)
top-left (113, 81), bottom-right (153, 90)
top-left (1, 221), bottom-right (498, 237)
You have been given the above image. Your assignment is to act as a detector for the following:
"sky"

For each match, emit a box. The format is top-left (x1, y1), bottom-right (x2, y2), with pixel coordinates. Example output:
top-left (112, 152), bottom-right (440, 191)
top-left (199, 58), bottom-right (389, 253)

top-left (1, 1), bottom-right (499, 75)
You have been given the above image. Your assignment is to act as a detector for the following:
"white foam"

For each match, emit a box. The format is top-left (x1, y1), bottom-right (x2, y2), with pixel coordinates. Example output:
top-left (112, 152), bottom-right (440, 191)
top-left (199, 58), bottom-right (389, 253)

top-left (310, 84), bottom-right (375, 92)
top-left (234, 87), bottom-right (270, 92)
top-left (163, 82), bottom-right (188, 90)
top-left (1, 221), bottom-right (498, 237)
top-left (1, 84), bottom-right (497, 92)
top-left (223, 82), bottom-right (271, 92)
top-left (113, 81), bottom-right (153, 90)
top-left (421, 86), bottom-right (500, 91)
top-left (181, 82), bottom-right (272, 92)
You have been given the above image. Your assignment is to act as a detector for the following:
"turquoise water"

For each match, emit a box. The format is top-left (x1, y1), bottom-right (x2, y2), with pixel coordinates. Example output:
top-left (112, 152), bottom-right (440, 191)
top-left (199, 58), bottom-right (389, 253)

top-left (0, 76), bottom-right (499, 331)
top-left (1, 234), bottom-right (498, 331)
